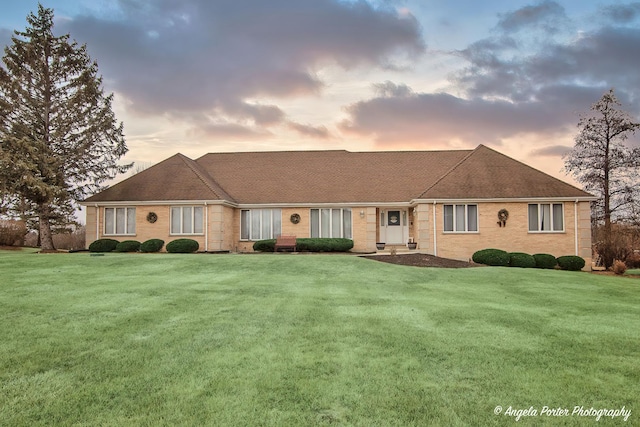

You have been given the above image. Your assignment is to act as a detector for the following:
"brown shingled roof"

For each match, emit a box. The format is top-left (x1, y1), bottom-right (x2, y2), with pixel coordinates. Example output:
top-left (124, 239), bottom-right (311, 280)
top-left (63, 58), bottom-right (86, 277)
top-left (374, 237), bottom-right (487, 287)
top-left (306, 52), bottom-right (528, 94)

top-left (194, 149), bottom-right (470, 204)
top-left (84, 146), bottom-right (592, 204)
top-left (84, 153), bottom-right (234, 203)
top-left (419, 145), bottom-right (591, 199)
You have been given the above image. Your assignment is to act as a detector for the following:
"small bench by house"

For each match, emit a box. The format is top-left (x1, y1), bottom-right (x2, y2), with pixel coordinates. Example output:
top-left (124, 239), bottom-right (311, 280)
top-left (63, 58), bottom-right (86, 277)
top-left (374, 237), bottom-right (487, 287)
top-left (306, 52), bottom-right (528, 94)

top-left (274, 235), bottom-right (297, 252)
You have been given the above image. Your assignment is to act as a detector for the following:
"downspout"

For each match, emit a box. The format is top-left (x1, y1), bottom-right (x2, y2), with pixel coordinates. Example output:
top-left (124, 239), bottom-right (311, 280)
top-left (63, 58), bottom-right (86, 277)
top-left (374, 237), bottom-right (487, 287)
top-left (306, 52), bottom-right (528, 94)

top-left (574, 200), bottom-right (579, 256)
top-left (433, 201), bottom-right (437, 256)
top-left (95, 204), bottom-right (99, 243)
top-left (204, 202), bottom-right (209, 252)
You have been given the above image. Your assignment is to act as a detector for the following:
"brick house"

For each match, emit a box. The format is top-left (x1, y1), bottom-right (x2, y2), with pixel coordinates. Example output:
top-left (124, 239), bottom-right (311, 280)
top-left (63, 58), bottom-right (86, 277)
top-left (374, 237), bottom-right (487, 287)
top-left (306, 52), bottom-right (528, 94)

top-left (82, 144), bottom-right (595, 267)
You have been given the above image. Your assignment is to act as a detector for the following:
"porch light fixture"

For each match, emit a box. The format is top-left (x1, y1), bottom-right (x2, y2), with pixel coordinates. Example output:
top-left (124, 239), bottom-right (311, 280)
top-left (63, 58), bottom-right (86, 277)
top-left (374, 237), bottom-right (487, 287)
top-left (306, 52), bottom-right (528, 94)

top-left (360, 210), bottom-right (365, 218)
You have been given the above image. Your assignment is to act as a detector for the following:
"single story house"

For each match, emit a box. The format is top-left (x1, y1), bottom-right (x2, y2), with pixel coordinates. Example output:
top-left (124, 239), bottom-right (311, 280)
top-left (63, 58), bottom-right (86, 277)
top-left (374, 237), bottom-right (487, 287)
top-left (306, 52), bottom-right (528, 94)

top-left (82, 145), bottom-right (595, 268)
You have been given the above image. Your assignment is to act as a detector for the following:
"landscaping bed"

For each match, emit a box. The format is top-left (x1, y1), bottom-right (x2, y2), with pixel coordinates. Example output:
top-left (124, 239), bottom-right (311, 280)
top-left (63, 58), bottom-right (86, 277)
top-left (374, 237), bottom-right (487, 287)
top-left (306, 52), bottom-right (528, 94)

top-left (362, 253), bottom-right (477, 268)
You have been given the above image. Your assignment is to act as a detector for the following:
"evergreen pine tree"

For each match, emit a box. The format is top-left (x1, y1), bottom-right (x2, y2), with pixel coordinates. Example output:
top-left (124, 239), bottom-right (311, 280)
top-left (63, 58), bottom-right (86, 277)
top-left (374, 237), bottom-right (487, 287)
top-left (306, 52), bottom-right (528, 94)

top-left (0, 5), bottom-right (130, 250)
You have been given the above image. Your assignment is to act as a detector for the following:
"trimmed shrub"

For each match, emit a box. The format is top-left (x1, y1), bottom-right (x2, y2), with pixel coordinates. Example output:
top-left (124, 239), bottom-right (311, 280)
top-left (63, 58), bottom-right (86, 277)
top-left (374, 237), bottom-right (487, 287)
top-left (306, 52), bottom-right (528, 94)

top-left (88, 238), bottom-right (119, 252)
top-left (556, 255), bottom-right (586, 271)
top-left (472, 248), bottom-right (509, 266)
top-left (252, 238), bottom-right (354, 252)
top-left (140, 239), bottom-right (164, 253)
top-left (166, 238), bottom-right (199, 253)
top-left (115, 240), bottom-right (141, 252)
top-left (533, 253), bottom-right (558, 269)
top-left (612, 260), bottom-right (627, 275)
top-left (296, 238), bottom-right (354, 252)
top-left (508, 252), bottom-right (536, 268)
top-left (253, 239), bottom-right (276, 252)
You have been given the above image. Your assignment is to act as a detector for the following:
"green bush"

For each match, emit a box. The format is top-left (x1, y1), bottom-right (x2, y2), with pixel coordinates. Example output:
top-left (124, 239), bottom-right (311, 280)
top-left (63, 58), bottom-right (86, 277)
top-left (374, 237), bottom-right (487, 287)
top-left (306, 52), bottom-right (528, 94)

top-left (140, 239), bottom-right (165, 253)
top-left (296, 238), bottom-right (354, 252)
top-left (115, 240), bottom-right (141, 252)
top-left (557, 255), bottom-right (586, 271)
top-left (533, 253), bottom-right (558, 269)
top-left (166, 239), bottom-right (199, 253)
top-left (252, 238), bottom-right (354, 252)
top-left (88, 238), bottom-right (119, 253)
top-left (508, 252), bottom-right (536, 268)
top-left (472, 248), bottom-right (510, 266)
top-left (253, 239), bottom-right (276, 252)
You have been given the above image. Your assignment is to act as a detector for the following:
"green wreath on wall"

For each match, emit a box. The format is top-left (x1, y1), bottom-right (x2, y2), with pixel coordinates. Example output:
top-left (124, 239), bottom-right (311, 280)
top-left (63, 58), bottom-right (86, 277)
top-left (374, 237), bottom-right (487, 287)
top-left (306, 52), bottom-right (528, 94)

top-left (497, 209), bottom-right (509, 227)
top-left (146, 212), bottom-right (158, 223)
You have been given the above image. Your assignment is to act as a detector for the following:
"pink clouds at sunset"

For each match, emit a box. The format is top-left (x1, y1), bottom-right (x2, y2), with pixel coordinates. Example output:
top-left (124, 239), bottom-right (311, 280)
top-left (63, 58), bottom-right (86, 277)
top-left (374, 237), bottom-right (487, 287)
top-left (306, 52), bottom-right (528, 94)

top-left (1, 0), bottom-right (639, 184)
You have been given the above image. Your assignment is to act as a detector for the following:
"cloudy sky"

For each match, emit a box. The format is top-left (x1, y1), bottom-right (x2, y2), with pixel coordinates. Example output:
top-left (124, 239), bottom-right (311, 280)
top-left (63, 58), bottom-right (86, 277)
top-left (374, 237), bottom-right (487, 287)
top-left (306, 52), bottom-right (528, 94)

top-left (1, 0), bottom-right (639, 184)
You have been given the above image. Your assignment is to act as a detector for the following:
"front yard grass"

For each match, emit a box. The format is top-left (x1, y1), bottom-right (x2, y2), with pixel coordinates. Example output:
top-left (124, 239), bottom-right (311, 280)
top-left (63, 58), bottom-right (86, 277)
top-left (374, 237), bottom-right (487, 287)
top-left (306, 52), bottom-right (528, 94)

top-left (0, 252), bottom-right (638, 426)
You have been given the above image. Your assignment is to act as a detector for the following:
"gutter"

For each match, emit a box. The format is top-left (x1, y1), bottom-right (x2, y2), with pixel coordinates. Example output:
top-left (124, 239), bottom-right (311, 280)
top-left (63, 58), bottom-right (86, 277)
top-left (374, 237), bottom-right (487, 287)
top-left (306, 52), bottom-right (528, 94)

top-left (205, 202), bottom-right (209, 252)
top-left (433, 201), bottom-right (437, 256)
top-left (95, 204), bottom-right (99, 243)
top-left (574, 200), bottom-right (579, 256)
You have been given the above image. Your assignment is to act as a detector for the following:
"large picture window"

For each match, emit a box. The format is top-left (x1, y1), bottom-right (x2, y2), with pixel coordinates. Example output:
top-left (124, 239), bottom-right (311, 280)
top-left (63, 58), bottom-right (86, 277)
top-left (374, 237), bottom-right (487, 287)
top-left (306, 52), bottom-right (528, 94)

top-left (240, 209), bottom-right (282, 240)
top-left (310, 208), bottom-right (352, 238)
top-left (104, 207), bottom-right (136, 235)
top-left (528, 203), bottom-right (563, 232)
top-left (171, 206), bottom-right (204, 234)
top-left (443, 204), bottom-right (478, 232)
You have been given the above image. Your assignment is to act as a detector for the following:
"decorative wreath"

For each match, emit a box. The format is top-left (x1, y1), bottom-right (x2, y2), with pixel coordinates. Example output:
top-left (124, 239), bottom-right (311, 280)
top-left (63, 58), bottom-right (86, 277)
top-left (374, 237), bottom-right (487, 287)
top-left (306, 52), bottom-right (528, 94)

top-left (146, 212), bottom-right (158, 223)
top-left (497, 209), bottom-right (509, 222)
top-left (290, 213), bottom-right (301, 224)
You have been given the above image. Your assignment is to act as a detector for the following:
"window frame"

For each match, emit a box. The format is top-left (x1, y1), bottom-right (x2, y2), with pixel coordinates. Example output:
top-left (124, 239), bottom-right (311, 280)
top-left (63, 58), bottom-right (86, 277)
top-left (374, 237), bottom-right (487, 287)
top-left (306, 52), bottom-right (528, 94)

top-left (239, 209), bottom-right (282, 241)
top-left (104, 207), bottom-right (136, 236)
top-left (443, 204), bottom-right (478, 233)
top-left (170, 206), bottom-right (205, 235)
top-left (310, 208), bottom-right (352, 239)
top-left (528, 203), bottom-right (564, 233)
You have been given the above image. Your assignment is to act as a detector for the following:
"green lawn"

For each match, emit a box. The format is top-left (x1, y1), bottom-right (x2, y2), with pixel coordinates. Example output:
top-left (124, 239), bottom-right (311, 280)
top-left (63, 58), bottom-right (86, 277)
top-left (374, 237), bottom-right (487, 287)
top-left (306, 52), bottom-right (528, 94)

top-left (1, 252), bottom-right (638, 426)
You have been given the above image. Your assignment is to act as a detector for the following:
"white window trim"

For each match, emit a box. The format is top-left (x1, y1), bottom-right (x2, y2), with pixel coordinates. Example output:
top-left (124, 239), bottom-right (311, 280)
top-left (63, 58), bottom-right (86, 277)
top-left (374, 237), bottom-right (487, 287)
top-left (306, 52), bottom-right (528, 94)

top-left (170, 206), bottom-right (205, 235)
top-left (239, 209), bottom-right (282, 241)
top-left (528, 203), bottom-right (565, 233)
top-left (310, 208), bottom-right (353, 239)
top-left (104, 207), bottom-right (136, 236)
top-left (443, 204), bottom-right (479, 233)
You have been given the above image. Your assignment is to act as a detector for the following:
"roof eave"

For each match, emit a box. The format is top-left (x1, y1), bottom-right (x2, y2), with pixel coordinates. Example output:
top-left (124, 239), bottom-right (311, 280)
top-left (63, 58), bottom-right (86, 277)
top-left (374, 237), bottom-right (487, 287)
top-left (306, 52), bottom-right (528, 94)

top-left (410, 196), bottom-right (597, 204)
top-left (80, 199), bottom-right (238, 208)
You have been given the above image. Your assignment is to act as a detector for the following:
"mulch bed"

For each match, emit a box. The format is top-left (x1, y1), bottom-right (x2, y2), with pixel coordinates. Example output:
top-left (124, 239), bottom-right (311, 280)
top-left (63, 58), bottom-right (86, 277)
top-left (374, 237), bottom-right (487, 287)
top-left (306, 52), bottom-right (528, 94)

top-left (362, 253), bottom-right (478, 268)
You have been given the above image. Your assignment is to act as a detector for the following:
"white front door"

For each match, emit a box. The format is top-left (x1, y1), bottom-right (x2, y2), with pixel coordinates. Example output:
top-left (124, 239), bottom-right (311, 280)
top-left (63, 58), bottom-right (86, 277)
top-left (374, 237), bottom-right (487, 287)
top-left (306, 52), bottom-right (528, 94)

top-left (380, 209), bottom-right (407, 244)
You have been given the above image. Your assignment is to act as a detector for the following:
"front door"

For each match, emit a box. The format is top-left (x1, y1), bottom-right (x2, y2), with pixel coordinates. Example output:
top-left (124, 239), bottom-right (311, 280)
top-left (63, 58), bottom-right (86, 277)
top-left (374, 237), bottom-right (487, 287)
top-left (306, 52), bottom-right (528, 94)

top-left (380, 209), bottom-right (407, 244)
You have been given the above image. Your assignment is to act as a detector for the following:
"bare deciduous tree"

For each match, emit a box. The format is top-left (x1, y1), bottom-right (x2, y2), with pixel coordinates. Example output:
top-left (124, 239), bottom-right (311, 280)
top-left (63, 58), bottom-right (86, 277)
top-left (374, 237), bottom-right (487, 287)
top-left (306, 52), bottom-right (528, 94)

top-left (564, 89), bottom-right (640, 268)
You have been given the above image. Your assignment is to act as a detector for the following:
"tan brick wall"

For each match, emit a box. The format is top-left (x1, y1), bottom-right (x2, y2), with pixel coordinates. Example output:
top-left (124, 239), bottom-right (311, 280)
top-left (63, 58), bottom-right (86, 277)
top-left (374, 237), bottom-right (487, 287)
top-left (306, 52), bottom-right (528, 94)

top-left (352, 207), bottom-right (376, 252)
top-left (206, 205), bottom-right (225, 251)
top-left (417, 201), bottom-right (592, 269)
top-left (86, 202), bottom-right (590, 263)
top-left (85, 206), bottom-right (97, 245)
top-left (233, 207), bottom-right (373, 252)
top-left (87, 205), bottom-right (208, 251)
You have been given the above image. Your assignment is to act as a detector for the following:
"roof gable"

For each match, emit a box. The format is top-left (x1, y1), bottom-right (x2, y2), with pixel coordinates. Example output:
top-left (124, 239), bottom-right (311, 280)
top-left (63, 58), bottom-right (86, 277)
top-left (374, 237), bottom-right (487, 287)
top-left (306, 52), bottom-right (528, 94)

top-left (419, 145), bottom-right (592, 199)
top-left (84, 153), bottom-right (234, 203)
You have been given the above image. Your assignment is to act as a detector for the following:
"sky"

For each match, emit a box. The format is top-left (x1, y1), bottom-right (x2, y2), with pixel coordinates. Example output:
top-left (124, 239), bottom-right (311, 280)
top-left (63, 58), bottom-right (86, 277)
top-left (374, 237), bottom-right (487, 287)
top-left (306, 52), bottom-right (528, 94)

top-left (1, 0), bottom-right (640, 186)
